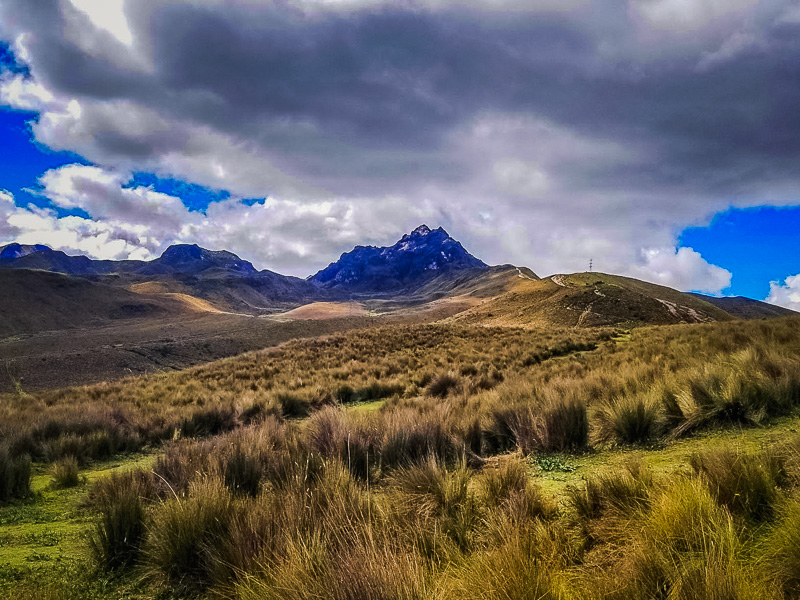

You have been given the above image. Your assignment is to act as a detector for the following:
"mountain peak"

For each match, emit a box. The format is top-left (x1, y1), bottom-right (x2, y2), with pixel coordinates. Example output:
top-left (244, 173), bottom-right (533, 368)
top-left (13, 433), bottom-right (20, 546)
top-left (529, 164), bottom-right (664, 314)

top-left (411, 224), bottom-right (431, 236)
top-left (150, 244), bottom-right (257, 275)
top-left (310, 225), bottom-right (487, 291)
top-left (0, 243), bottom-right (50, 261)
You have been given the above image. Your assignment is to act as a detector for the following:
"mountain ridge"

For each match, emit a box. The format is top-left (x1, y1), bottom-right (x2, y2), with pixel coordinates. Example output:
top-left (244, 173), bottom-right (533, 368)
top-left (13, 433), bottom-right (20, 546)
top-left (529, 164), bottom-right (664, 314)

top-left (0, 230), bottom-right (794, 323)
top-left (309, 224), bottom-right (488, 293)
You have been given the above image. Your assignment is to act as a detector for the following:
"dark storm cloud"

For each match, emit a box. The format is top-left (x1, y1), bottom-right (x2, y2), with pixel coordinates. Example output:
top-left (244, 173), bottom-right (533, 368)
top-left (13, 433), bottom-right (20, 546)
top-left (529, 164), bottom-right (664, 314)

top-left (3, 0), bottom-right (800, 194)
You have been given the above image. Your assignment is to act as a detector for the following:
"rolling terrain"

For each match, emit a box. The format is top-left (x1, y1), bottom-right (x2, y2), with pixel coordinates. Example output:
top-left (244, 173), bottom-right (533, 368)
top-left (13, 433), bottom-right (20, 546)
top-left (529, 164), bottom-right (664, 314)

top-left (690, 292), bottom-right (799, 319)
top-left (0, 228), bottom-right (794, 394)
top-left (0, 269), bottom-right (184, 336)
top-left (448, 271), bottom-right (739, 327)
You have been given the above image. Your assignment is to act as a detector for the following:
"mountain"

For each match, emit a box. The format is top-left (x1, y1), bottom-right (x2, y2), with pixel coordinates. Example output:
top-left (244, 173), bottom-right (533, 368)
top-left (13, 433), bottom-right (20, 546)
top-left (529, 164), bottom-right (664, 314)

top-left (447, 272), bottom-right (735, 328)
top-left (0, 244), bottom-right (259, 278)
top-left (0, 243), bottom-right (50, 260)
top-left (135, 244), bottom-right (258, 276)
top-left (0, 245), bottom-right (122, 275)
top-left (310, 225), bottom-right (487, 294)
top-left (0, 229), bottom-right (792, 325)
top-left (689, 293), bottom-right (798, 320)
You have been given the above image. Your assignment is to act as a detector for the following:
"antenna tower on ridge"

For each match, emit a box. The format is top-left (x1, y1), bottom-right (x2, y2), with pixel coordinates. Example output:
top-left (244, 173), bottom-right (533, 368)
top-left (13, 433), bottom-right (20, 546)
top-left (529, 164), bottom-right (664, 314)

top-left (589, 258), bottom-right (593, 273)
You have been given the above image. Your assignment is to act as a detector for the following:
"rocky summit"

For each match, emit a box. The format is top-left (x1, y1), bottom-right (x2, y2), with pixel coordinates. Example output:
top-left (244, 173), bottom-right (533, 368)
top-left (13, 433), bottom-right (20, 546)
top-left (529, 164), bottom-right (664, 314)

top-left (310, 225), bottom-right (487, 293)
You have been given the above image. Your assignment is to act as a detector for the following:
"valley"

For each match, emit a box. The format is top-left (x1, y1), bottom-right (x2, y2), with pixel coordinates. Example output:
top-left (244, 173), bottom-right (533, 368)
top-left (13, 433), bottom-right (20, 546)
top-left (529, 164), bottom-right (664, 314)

top-left (0, 227), bottom-right (791, 393)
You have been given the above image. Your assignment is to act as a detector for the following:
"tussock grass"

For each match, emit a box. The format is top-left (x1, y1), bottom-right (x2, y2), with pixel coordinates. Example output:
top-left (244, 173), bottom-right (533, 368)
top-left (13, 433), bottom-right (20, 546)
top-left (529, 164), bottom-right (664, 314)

top-left (764, 496), bottom-right (800, 596)
top-left (3, 314), bottom-right (800, 596)
top-left (691, 446), bottom-right (786, 522)
top-left (595, 391), bottom-right (661, 445)
top-left (143, 478), bottom-right (237, 594)
top-left (0, 445), bottom-right (31, 502)
top-left (50, 456), bottom-right (80, 489)
top-left (88, 471), bottom-right (148, 571)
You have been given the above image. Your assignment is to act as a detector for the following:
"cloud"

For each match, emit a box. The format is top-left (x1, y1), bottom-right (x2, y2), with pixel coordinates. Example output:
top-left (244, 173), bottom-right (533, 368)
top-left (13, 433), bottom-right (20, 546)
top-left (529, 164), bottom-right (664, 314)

top-left (2, 163), bottom-right (438, 274)
top-left (633, 247), bottom-right (732, 294)
top-left (0, 0), bottom-right (798, 289)
top-left (767, 274), bottom-right (800, 311)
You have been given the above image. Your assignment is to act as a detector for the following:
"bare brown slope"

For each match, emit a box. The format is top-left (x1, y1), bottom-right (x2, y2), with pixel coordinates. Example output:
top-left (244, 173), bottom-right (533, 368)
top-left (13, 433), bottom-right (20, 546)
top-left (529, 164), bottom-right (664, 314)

top-left (446, 272), bottom-right (734, 327)
top-left (0, 269), bottom-right (188, 336)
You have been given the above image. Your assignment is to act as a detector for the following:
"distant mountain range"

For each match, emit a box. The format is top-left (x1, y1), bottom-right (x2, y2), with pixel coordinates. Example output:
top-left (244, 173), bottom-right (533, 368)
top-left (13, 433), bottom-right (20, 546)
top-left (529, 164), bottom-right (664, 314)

top-left (0, 225), bottom-right (795, 335)
top-left (0, 226), bottom-right (493, 314)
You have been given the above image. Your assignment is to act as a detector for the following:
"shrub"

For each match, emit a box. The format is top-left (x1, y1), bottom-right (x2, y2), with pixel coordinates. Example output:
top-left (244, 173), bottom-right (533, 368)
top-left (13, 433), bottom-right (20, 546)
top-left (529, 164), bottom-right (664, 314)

top-left (50, 456), bottom-right (80, 489)
top-left (0, 447), bottom-right (31, 502)
top-left (144, 479), bottom-right (237, 593)
top-left (690, 447), bottom-right (784, 521)
top-left (88, 473), bottom-right (148, 571)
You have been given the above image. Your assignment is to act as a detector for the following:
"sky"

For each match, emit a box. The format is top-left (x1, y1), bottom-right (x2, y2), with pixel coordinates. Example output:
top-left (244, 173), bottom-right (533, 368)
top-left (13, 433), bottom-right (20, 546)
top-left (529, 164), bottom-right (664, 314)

top-left (0, 0), bottom-right (799, 309)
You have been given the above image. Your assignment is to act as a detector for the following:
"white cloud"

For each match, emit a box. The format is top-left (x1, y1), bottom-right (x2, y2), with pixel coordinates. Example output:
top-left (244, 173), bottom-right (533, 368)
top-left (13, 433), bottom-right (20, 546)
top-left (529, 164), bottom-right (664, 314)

top-left (68, 0), bottom-right (133, 46)
top-left (0, 164), bottom-right (438, 274)
top-left (0, 73), bottom-right (55, 111)
top-left (632, 246), bottom-right (732, 294)
top-left (767, 274), bottom-right (800, 311)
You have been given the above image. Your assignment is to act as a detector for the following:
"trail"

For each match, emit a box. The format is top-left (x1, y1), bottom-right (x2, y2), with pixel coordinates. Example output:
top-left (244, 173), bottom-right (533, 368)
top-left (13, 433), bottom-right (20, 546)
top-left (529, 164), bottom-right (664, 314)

top-left (577, 301), bottom-right (596, 327)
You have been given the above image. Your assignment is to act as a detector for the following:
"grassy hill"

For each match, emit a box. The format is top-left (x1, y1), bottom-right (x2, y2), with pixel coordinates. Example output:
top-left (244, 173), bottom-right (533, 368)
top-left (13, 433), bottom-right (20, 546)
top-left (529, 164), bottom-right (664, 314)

top-left (448, 271), bottom-right (735, 327)
top-left (690, 293), bottom-right (798, 319)
top-left (1, 314), bottom-right (800, 598)
top-left (0, 269), bottom-right (188, 336)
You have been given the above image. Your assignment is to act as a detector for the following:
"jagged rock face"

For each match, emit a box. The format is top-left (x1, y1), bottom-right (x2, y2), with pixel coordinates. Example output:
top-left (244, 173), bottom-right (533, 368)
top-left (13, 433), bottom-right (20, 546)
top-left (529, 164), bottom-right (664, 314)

top-left (310, 225), bottom-right (487, 292)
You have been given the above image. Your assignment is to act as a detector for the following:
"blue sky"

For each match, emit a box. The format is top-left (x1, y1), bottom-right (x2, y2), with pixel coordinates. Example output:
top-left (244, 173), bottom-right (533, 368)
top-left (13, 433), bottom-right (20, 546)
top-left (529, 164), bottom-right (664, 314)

top-left (1, 1), bottom-right (800, 306)
top-left (681, 208), bottom-right (800, 300)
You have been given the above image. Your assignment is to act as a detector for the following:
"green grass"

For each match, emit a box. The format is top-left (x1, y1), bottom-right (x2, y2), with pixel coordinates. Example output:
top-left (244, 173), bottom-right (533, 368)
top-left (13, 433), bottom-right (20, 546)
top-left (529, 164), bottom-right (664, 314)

top-left (0, 453), bottom-right (157, 597)
top-left (4, 417), bottom-right (800, 598)
top-left (534, 413), bottom-right (800, 501)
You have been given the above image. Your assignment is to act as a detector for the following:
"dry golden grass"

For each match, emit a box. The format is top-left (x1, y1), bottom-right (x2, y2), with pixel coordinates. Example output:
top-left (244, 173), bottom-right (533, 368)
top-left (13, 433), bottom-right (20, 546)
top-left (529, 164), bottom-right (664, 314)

top-left (2, 316), bottom-right (800, 598)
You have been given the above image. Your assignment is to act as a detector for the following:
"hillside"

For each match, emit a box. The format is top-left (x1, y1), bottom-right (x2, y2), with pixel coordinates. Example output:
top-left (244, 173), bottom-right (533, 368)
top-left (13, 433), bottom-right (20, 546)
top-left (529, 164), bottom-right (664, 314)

top-left (448, 272), bottom-right (734, 327)
top-left (690, 293), bottom-right (798, 319)
top-left (0, 269), bottom-right (183, 336)
top-left (2, 313), bottom-right (800, 598)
